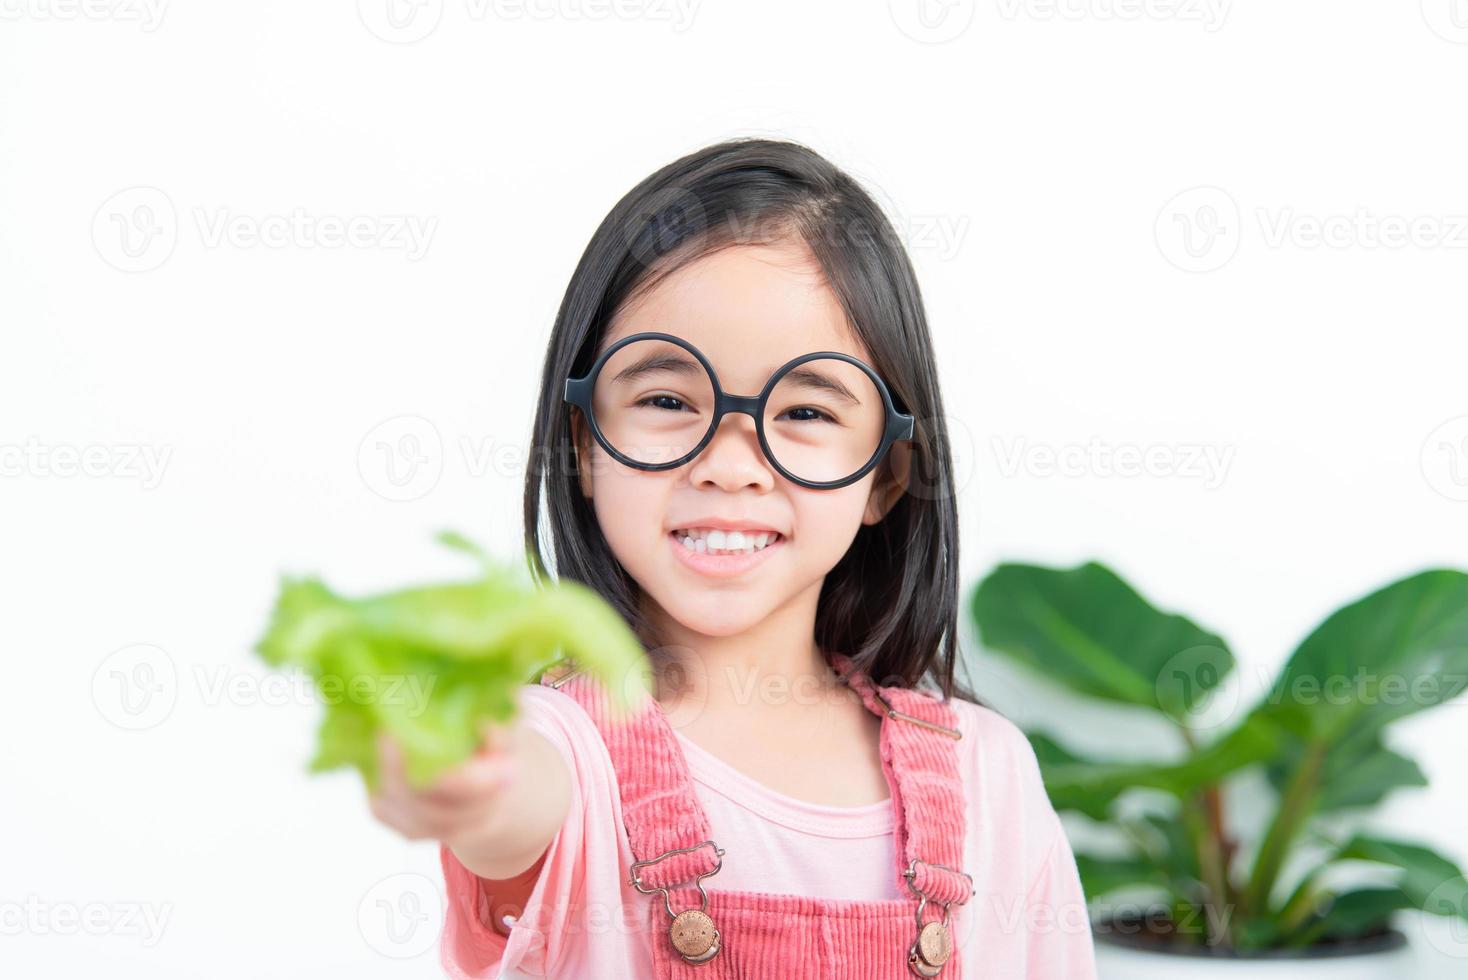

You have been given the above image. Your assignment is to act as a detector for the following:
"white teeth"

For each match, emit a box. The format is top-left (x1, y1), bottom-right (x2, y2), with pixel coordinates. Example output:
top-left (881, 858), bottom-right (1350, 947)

top-left (673, 528), bottom-right (780, 556)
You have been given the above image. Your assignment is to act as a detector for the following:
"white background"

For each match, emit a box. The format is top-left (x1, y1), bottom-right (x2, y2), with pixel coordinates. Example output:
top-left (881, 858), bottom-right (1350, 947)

top-left (3, 0), bottom-right (1467, 976)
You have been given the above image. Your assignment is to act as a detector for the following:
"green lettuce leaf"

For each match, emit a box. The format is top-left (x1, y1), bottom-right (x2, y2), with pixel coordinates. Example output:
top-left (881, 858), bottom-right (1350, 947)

top-left (254, 530), bottom-right (651, 791)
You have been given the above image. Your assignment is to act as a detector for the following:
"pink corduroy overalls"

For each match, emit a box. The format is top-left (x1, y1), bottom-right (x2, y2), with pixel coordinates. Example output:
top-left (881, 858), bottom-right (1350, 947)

top-left (541, 650), bottom-right (975, 978)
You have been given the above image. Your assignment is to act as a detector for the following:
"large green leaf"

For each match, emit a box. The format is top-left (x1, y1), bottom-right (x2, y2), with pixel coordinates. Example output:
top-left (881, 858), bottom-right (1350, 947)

top-left (1028, 717), bottom-right (1283, 818)
top-left (1239, 571), bottom-right (1468, 917)
top-left (1278, 837), bottom-right (1468, 946)
top-left (972, 562), bottom-right (1234, 720)
top-left (1256, 570), bottom-right (1468, 742)
top-left (1265, 729), bottom-right (1427, 813)
top-left (1296, 888), bottom-right (1415, 944)
top-left (1336, 836), bottom-right (1468, 914)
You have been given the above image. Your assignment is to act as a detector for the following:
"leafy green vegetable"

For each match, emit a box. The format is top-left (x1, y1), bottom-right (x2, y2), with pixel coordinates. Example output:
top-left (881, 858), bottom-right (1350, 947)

top-left (254, 530), bottom-right (651, 791)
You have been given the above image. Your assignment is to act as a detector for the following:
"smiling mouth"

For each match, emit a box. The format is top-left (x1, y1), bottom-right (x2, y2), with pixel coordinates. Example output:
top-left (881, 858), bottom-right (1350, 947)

top-left (669, 527), bottom-right (784, 556)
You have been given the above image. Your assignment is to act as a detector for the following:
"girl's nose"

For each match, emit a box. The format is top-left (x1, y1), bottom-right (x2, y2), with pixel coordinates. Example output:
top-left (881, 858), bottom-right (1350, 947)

top-left (686, 412), bottom-right (774, 492)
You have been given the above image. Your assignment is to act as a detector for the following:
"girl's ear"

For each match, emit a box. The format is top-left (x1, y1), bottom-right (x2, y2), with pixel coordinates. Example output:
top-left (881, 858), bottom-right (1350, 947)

top-left (569, 409), bottom-right (594, 499)
top-left (862, 440), bottom-right (911, 525)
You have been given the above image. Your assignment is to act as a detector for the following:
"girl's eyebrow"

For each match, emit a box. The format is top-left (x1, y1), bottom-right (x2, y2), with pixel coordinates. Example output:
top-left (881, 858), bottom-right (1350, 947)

top-left (610, 351), bottom-right (703, 385)
top-left (779, 366), bottom-right (861, 404)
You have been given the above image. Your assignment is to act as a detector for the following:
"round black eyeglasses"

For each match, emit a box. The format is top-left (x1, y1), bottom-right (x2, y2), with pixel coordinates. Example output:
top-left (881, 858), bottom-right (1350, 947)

top-left (563, 331), bottom-right (915, 490)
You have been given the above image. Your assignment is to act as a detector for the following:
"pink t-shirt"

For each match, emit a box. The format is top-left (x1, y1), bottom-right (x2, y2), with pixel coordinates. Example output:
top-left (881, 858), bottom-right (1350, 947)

top-left (439, 683), bottom-right (1098, 979)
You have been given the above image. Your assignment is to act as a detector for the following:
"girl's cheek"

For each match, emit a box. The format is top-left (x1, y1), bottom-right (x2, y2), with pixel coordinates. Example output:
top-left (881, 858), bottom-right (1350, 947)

top-left (592, 475), bottom-right (672, 559)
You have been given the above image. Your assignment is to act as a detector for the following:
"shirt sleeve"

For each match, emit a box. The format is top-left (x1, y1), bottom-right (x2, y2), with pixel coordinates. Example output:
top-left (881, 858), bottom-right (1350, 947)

top-left (1022, 816), bottom-right (1099, 980)
top-left (438, 684), bottom-right (618, 979)
top-left (962, 700), bottom-right (1099, 978)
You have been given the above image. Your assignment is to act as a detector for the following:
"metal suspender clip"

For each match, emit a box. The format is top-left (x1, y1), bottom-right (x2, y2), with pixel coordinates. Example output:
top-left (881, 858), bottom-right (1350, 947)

top-left (872, 689), bottom-right (963, 740)
top-left (902, 859), bottom-right (975, 977)
top-left (628, 840), bottom-right (726, 965)
top-left (541, 661), bottom-right (584, 689)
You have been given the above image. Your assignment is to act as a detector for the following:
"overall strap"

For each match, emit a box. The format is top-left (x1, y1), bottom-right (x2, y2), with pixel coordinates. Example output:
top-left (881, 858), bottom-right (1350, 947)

top-left (827, 652), bottom-right (974, 909)
top-left (541, 665), bottom-right (722, 893)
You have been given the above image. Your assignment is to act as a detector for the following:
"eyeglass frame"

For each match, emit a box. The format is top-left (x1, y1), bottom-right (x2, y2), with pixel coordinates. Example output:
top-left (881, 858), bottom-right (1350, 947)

top-left (563, 330), bottom-right (916, 491)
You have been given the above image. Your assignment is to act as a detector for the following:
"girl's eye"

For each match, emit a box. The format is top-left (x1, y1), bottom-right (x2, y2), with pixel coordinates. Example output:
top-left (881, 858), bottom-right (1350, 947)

top-left (637, 394), bottom-right (688, 412)
top-left (777, 406), bottom-right (835, 423)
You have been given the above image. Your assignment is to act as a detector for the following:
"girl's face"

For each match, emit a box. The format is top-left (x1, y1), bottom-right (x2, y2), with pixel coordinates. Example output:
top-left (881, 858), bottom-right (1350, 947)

top-left (571, 237), bottom-right (909, 640)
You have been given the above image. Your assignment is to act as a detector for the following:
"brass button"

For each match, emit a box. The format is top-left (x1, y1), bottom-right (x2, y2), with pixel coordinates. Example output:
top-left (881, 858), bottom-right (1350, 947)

top-left (917, 920), bottom-right (952, 966)
top-left (669, 908), bottom-right (720, 963)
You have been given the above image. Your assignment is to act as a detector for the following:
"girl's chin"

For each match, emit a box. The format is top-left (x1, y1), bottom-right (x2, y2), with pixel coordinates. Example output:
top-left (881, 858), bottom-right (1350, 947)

top-left (657, 599), bottom-right (771, 639)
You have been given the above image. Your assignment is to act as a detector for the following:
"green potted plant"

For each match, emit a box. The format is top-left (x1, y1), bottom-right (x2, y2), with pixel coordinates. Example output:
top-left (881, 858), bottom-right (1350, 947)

top-left (969, 562), bottom-right (1468, 977)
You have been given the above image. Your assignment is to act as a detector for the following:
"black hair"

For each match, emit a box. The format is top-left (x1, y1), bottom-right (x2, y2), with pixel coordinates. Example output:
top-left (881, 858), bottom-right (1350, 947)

top-left (522, 137), bottom-right (978, 704)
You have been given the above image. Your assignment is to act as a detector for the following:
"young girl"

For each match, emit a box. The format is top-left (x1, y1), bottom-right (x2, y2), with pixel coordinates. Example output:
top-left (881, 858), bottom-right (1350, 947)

top-left (368, 138), bottom-right (1098, 978)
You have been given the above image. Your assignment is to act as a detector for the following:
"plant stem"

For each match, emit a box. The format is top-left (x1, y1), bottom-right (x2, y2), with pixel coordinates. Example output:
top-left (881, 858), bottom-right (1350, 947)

top-left (1180, 790), bottom-right (1231, 946)
top-left (1243, 740), bottom-right (1327, 914)
top-left (1178, 728), bottom-right (1234, 947)
top-left (1276, 871), bottom-right (1323, 935)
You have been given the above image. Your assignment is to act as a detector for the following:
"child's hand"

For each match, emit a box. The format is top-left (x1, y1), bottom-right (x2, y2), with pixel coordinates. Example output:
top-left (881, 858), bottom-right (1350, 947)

top-left (367, 686), bottom-right (572, 882)
top-left (368, 715), bottom-right (523, 850)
